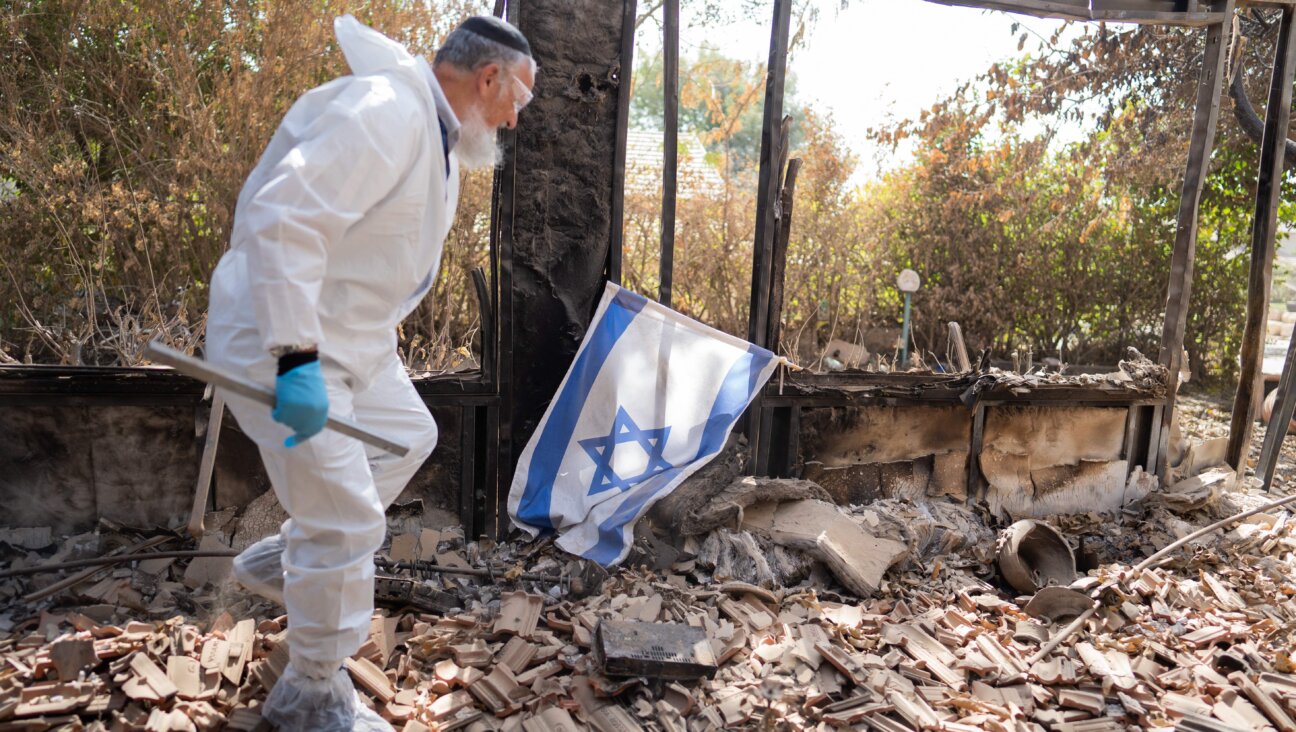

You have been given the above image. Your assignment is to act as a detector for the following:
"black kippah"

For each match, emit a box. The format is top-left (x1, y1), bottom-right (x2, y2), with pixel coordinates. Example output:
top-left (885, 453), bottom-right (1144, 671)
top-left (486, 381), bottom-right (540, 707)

top-left (460, 16), bottom-right (531, 57)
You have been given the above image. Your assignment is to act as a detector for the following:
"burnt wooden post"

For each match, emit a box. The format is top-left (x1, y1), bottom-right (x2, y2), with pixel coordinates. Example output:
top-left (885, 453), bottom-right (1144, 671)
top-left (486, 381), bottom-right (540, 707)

top-left (767, 154), bottom-right (800, 353)
top-left (1259, 325), bottom-right (1296, 490)
top-left (1228, 5), bottom-right (1296, 473)
top-left (968, 404), bottom-right (987, 502)
top-left (1153, 4), bottom-right (1234, 478)
top-left (659, 0), bottom-right (679, 307)
top-left (747, 0), bottom-right (792, 350)
top-left (758, 156), bottom-right (802, 477)
top-left (746, 0), bottom-right (792, 470)
top-left (495, 0), bottom-right (637, 534)
top-left (487, 2), bottom-right (518, 538)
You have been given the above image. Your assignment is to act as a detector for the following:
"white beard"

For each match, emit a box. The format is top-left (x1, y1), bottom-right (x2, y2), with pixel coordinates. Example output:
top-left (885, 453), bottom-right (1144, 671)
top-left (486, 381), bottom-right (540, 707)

top-left (455, 106), bottom-right (503, 171)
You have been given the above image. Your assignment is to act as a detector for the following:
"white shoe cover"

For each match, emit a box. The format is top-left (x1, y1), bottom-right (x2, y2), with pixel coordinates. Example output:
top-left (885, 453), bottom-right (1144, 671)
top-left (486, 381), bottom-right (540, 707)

top-left (263, 663), bottom-right (395, 731)
top-left (353, 698), bottom-right (396, 732)
top-left (231, 533), bottom-right (286, 604)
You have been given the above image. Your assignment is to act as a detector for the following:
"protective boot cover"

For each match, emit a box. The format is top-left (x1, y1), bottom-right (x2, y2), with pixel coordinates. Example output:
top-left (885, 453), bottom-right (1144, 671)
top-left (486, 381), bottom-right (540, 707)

top-left (262, 663), bottom-right (395, 732)
top-left (353, 700), bottom-right (396, 732)
top-left (231, 533), bottom-right (286, 605)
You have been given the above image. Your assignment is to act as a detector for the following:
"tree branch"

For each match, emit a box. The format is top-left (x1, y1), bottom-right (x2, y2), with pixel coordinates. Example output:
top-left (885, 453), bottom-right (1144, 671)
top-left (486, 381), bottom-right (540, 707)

top-left (1227, 59), bottom-right (1296, 168)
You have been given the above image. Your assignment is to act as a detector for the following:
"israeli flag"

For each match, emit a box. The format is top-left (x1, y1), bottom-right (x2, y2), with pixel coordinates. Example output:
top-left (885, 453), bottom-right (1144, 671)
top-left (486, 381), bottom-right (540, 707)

top-left (508, 282), bottom-right (780, 566)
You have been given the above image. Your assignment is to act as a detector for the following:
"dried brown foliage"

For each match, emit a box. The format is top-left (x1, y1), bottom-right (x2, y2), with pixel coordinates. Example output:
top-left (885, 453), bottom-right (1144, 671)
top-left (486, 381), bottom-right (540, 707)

top-left (3, 2), bottom-right (1268, 382)
top-left (623, 18), bottom-right (1260, 380)
top-left (866, 13), bottom-right (1292, 380)
top-left (0, 0), bottom-right (488, 369)
top-left (621, 105), bottom-right (875, 365)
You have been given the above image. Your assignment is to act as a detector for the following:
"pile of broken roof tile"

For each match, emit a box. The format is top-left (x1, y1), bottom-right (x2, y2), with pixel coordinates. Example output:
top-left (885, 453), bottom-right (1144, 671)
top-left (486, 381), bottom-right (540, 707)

top-left (2, 486), bottom-right (1295, 731)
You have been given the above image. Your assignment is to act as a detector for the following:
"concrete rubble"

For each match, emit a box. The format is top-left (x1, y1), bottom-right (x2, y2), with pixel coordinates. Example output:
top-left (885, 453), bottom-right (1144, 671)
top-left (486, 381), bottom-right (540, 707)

top-left (1, 469), bottom-right (1295, 730)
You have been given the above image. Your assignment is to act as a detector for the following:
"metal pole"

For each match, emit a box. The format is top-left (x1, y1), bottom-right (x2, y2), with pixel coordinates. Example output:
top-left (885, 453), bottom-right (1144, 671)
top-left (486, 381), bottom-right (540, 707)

top-left (659, 0), bottom-right (679, 307)
top-left (900, 293), bottom-right (913, 370)
top-left (607, 0), bottom-right (638, 285)
top-left (144, 341), bottom-right (410, 457)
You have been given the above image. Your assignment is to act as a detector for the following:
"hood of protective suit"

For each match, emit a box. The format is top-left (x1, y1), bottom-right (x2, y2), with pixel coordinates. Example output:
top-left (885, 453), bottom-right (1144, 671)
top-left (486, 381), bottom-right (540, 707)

top-left (333, 14), bottom-right (419, 76)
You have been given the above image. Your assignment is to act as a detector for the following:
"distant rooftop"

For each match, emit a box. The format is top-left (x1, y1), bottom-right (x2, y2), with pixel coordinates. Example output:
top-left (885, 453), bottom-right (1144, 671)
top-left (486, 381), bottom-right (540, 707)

top-left (624, 128), bottom-right (725, 198)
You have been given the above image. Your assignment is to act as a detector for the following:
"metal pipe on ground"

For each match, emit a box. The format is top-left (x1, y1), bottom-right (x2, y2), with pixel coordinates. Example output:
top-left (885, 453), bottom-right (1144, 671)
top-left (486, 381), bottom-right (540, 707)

top-left (0, 550), bottom-right (567, 585)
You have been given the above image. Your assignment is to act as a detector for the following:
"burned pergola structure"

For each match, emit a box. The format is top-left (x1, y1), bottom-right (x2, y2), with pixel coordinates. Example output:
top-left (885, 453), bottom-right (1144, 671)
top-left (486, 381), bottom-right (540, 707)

top-left (3, 0), bottom-right (1296, 538)
top-left (497, 0), bottom-right (1296, 523)
top-left (744, 0), bottom-right (1296, 506)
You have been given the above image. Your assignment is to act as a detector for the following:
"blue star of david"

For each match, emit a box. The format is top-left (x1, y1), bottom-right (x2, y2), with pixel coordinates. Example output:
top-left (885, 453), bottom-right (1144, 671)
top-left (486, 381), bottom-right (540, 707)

top-left (578, 407), bottom-right (674, 496)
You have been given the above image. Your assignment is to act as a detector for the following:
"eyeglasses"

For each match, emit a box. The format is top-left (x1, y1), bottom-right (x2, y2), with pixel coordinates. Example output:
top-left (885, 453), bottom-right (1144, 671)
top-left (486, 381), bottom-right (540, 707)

top-left (509, 74), bottom-right (533, 115)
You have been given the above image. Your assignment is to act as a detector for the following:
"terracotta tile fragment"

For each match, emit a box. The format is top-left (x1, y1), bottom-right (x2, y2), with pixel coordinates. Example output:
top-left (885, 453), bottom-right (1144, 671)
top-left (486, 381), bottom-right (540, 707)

top-left (346, 656), bottom-right (397, 703)
top-left (494, 592), bottom-right (544, 638)
top-left (49, 637), bottom-right (96, 681)
top-left (521, 706), bottom-right (579, 732)
top-left (496, 636), bottom-right (538, 675)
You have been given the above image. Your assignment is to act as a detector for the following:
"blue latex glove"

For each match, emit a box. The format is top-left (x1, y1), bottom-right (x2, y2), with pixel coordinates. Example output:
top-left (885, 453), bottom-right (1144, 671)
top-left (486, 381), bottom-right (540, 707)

top-left (272, 360), bottom-right (329, 447)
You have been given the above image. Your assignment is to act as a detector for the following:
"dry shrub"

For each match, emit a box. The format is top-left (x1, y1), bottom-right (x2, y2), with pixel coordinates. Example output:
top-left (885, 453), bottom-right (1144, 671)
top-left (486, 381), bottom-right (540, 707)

top-left (861, 98), bottom-right (1250, 379)
top-left (621, 102), bottom-right (1245, 378)
top-left (3, 2), bottom-right (1246, 379)
top-left (621, 168), bottom-right (756, 338)
top-left (1, 0), bottom-right (488, 369)
top-left (620, 109), bottom-right (877, 364)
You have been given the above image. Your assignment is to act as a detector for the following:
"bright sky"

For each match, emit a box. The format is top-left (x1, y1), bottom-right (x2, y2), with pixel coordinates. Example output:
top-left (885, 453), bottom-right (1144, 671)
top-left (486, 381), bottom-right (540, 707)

top-left (663, 0), bottom-right (1074, 184)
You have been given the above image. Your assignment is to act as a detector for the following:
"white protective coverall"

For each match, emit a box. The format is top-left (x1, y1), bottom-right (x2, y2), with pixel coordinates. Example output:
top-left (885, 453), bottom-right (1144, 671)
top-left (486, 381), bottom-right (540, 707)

top-left (206, 14), bottom-right (460, 684)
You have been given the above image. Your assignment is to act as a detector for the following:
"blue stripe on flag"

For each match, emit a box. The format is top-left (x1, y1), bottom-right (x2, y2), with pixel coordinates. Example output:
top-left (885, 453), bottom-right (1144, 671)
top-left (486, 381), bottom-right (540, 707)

top-left (514, 287), bottom-right (647, 530)
top-left (583, 343), bottom-right (774, 565)
top-left (695, 344), bottom-right (774, 462)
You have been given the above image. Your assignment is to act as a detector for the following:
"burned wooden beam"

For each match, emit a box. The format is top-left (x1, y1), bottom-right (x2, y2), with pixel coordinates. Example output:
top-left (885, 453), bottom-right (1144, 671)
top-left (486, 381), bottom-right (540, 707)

top-left (766, 155), bottom-right (800, 355)
top-left (486, 1), bottom-right (519, 540)
top-left (1228, 5), bottom-right (1296, 471)
top-left (1258, 324), bottom-right (1296, 490)
top-left (924, 0), bottom-right (1233, 25)
top-left (459, 406), bottom-right (479, 537)
top-left (968, 403), bottom-right (987, 502)
top-left (746, 0), bottom-right (792, 351)
top-left (1155, 5), bottom-right (1234, 478)
top-left (745, 0), bottom-right (793, 474)
top-left (756, 156), bottom-right (802, 477)
top-left (505, 0), bottom-right (635, 535)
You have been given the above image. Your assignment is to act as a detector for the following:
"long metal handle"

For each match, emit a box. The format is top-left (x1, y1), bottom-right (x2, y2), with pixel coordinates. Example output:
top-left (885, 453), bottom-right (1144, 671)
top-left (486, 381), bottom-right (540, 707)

top-left (145, 341), bottom-right (410, 457)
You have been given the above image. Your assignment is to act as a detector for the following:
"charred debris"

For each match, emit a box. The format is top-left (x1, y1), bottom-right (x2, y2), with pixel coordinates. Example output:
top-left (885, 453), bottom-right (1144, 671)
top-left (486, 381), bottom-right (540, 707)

top-left (1, 418), bottom-right (1295, 731)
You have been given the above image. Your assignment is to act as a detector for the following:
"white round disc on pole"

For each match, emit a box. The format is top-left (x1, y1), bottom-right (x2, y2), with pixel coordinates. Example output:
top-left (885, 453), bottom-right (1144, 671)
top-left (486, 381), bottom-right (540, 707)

top-left (897, 269), bottom-right (921, 293)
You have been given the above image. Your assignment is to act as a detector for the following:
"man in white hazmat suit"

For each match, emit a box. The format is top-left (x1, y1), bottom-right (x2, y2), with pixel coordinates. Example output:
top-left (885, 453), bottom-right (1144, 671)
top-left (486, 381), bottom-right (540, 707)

top-left (204, 14), bottom-right (533, 731)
